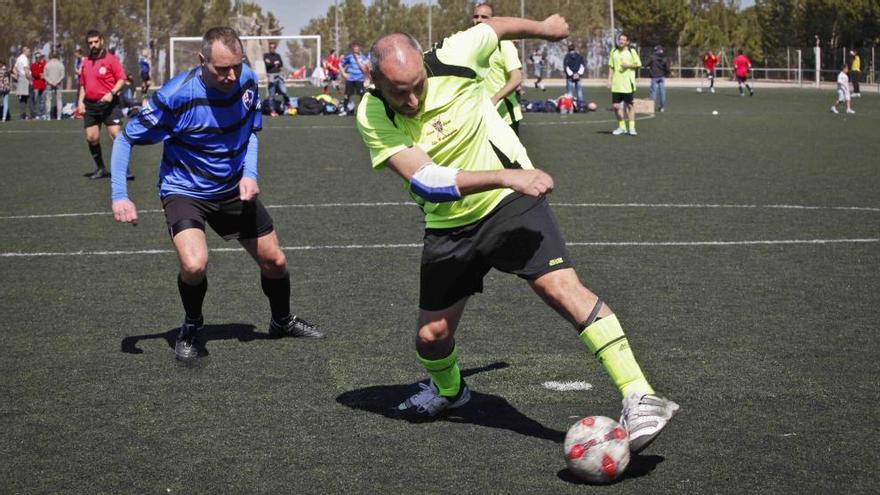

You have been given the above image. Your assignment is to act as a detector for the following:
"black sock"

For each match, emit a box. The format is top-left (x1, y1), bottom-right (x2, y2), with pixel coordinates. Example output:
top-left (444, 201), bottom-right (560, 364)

top-left (88, 143), bottom-right (105, 170)
top-left (178, 275), bottom-right (207, 322)
top-left (261, 273), bottom-right (291, 323)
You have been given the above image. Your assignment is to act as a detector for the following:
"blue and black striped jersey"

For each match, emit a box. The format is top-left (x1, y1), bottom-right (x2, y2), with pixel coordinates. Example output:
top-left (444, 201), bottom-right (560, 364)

top-left (120, 64), bottom-right (262, 200)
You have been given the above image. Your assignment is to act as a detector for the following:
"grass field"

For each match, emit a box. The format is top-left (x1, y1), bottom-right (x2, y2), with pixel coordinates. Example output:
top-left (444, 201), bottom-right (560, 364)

top-left (1, 87), bottom-right (879, 494)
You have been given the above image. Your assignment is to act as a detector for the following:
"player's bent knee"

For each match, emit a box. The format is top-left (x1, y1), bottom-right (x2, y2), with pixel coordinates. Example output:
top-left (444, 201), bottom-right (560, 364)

top-left (178, 256), bottom-right (208, 280)
top-left (259, 250), bottom-right (287, 276)
top-left (417, 322), bottom-right (452, 347)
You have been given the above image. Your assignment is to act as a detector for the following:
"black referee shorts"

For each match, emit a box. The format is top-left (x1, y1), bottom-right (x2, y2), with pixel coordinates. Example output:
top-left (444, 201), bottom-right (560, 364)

top-left (161, 194), bottom-right (275, 241)
top-left (419, 193), bottom-right (574, 311)
top-left (83, 99), bottom-right (123, 128)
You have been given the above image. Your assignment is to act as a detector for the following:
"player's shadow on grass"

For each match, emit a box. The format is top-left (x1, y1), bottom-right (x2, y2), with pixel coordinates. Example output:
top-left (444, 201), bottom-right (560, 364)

top-left (120, 323), bottom-right (271, 355)
top-left (336, 362), bottom-right (565, 443)
top-left (556, 454), bottom-right (664, 484)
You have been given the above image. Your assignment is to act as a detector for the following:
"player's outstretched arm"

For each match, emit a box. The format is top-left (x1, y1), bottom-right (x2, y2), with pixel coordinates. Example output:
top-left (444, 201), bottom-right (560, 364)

top-left (110, 135), bottom-right (138, 225)
top-left (485, 14), bottom-right (569, 42)
top-left (385, 146), bottom-right (553, 202)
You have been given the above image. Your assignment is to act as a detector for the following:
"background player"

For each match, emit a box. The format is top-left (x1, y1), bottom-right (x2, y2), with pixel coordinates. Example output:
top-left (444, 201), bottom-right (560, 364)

top-left (608, 33), bottom-right (641, 136)
top-left (109, 26), bottom-right (324, 362)
top-left (734, 49), bottom-right (754, 97)
top-left (703, 50), bottom-right (719, 93)
top-left (139, 49), bottom-right (151, 100)
top-left (472, 2), bottom-right (524, 135)
top-left (831, 64), bottom-right (855, 114)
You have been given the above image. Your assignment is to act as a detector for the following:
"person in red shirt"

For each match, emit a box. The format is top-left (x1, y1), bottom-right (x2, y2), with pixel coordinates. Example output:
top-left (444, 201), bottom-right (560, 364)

top-left (322, 49), bottom-right (341, 95)
top-left (77, 29), bottom-right (129, 180)
top-left (702, 50), bottom-right (719, 93)
top-left (30, 52), bottom-right (47, 119)
top-left (734, 49), bottom-right (754, 97)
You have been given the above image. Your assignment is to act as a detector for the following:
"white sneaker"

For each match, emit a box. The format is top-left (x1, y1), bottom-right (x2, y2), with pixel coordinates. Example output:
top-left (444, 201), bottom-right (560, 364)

top-left (397, 380), bottom-right (471, 417)
top-left (628, 129), bottom-right (638, 136)
top-left (846, 109), bottom-right (856, 114)
top-left (710, 87), bottom-right (715, 94)
top-left (831, 106), bottom-right (839, 114)
top-left (619, 393), bottom-right (679, 453)
top-left (612, 127), bottom-right (628, 136)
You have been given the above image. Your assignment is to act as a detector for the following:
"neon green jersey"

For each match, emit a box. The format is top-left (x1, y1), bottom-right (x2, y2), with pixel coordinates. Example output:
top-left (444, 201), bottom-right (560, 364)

top-left (485, 40), bottom-right (523, 125)
top-left (356, 23), bottom-right (533, 229)
top-left (608, 47), bottom-right (641, 93)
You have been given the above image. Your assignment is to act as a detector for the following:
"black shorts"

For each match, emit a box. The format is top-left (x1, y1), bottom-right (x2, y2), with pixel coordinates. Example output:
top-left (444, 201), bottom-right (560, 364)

top-left (140, 72), bottom-right (151, 83)
top-left (345, 80), bottom-right (365, 97)
top-left (612, 92), bottom-right (634, 104)
top-left (419, 193), bottom-right (574, 311)
top-left (736, 76), bottom-right (748, 83)
top-left (328, 72), bottom-right (339, 81)
top-left (83, 99), bottom-right (123, 128)
top-left (161, 194), bottom-right (275, 241)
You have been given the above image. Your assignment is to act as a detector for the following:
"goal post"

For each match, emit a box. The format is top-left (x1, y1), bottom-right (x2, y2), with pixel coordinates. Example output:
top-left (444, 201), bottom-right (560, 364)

top-left (169, 35), bottom-right (321, 84)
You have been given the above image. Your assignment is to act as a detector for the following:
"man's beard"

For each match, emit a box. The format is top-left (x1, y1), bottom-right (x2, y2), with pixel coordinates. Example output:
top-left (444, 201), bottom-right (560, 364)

top-left (90, 47), bottom-right (102, 57)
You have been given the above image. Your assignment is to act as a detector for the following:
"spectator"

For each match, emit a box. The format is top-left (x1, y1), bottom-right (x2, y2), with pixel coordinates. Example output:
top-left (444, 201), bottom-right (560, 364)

top-left (608, 33), bottom-right (642, 136)
top-left (849, 50), bottom-right (861, 98)
top-left (73, 48), bottom-right (83, 118)
top-left (831, 64), bottom-right (855, 114)
top-left (139, 48), bottom-right (151, 99)
top-left (13, 46), bottom-right (32, 120)
top-left (529, 48), bottom-right (545, 90)
top-left (563, 43), bottom-right (585, 107)
top-left (0, 60), bottom-right (10, 121)
top-left (31, 52), bottom-right (48, 119)
top-left (118, 74), bottom-right (137, 115)
top-left (263, 41), bottom-right (289, 116)
top-left (44, 52), bottom-right (65, 120)
top-left (322, 49), bottom-right (341, 95)
top-left (646, 45), bottom-right (670, 112)
top-left (340, 42), bottom-right (370, 114)
top-left (703, 50), bottom-right (719, 93)
top-left (734, 49), bottom-right (754, 97)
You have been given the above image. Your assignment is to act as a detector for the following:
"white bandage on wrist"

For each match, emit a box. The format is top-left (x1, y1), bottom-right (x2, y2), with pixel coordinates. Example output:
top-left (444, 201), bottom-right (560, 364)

top-left (410, 162), bottom-right (461, 203)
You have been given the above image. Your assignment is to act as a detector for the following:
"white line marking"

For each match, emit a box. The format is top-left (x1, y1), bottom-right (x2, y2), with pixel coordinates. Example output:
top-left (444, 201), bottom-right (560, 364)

top-left (1, 239), bottom-right (876, 258)
top-left (2, 201), bottom-right (878, 220)
top-left (543, 381), bottom-right (593, 391)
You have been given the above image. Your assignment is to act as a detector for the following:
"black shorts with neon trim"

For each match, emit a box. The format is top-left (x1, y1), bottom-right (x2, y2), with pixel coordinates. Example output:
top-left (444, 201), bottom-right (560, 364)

top-left (419, 193), bottom-right (574, 311)
top-left (611, 92), bottom-right (634, 104)
top-left (161, 194), bottom-right (274, 240)
top-left (83, 98), bottom-right (123, 128)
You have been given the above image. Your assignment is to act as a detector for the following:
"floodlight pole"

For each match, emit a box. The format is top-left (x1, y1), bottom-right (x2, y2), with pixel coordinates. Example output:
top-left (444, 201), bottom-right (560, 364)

top-left (146, 0), bottom-right (150, 50)
top-left (609, 0), bottom-right (615, 36)
top-left (334, 0), bottom-right (339, 54)
top-left (428, 0), bottom-right (432, 47)
top-left (52, 0), bottom-right (57, 50)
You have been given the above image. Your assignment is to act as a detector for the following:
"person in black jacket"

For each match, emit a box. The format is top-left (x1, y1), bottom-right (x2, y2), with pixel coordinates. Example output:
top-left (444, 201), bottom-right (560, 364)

top-left (563, 44), bottom-right (585, 107)
top-left (647, 45), bottom-right (670, 112)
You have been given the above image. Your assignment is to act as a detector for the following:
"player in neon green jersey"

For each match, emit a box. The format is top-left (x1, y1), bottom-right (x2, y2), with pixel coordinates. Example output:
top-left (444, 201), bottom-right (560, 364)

top-left (608, 33), bottom-right (642, 136)
top-left (472, 2), bottom-right (524, 135)
top-left (356, 14), bottom-right (678, 453)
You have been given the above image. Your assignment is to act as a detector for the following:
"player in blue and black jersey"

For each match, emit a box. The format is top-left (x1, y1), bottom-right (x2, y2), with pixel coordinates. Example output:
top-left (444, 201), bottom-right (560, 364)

top-left (110, 27), bottom-right (325, 362)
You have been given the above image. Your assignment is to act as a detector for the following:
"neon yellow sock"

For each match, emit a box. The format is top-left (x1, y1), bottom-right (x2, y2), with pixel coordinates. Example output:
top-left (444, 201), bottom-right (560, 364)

top-left (618, 120), bottom-right (626, 129)
top-left (417, 346), bottom-right (461, 397)
top-left (579, 315), bottom-right (654, 397)
top-left (629, 121), bottom-right (636, 131)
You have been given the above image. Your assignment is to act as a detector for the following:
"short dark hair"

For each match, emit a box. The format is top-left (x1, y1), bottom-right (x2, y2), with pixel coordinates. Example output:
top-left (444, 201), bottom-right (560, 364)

top-left (86, 30), bottom-right (102, 40)
top-left (201, 27), bottom-right (243, 63)
top-left (474, 2), bottom-right (494, 15)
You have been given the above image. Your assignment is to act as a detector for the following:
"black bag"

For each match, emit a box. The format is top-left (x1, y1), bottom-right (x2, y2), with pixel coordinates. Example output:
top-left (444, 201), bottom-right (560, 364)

top-left (544, 100), bottom-right (558, 113)
top-left (297, 97), bottom-right (325, 115)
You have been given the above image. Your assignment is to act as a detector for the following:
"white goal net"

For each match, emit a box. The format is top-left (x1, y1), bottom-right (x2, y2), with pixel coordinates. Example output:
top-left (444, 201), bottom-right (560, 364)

top-left (170, 35), bottom-right (322, 84)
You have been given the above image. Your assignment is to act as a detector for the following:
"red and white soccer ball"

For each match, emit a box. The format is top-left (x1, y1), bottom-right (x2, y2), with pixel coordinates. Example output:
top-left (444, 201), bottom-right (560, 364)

top-left (563, 416), bottom-right (630, 483)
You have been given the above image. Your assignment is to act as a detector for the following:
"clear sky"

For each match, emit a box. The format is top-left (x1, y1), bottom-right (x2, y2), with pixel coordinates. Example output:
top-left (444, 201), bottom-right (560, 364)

top-left (257, 0), bottom-right (755, 37)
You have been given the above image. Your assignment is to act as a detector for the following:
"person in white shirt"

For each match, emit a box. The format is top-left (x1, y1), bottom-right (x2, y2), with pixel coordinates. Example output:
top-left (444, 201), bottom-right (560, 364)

top-left (831, 64), bottom-right (854, 114)
top-left (44, 52), bottom-right (66, 120)
top-left (12, 46), bottom-right (32, 120)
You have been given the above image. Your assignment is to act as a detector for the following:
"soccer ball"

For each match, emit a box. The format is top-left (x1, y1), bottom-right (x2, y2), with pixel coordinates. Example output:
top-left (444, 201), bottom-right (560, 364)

top-left (564, 416), bottom-right (630, 483)
top-left (696, 87), bottom-right (703, 93)
top-left (587, 102), bottom-right (598, 111)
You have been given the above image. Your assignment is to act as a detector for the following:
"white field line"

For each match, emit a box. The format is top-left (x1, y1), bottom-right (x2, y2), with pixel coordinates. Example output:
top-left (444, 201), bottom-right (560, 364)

top-left (1, 238), bottom-right (877, 258)
top-left (543, 381), bottom-right (594, 392)
top-left (2, 201), bottom-right (878, 220)
top-left (0, 115), bottom-right (654, 134)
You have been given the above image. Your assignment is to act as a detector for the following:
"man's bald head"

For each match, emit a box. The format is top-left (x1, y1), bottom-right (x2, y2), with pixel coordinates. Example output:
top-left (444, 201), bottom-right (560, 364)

top-left (370, 33), bottom-right (423, 79)
top-left (369, 33), bottom-right (427, 118)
